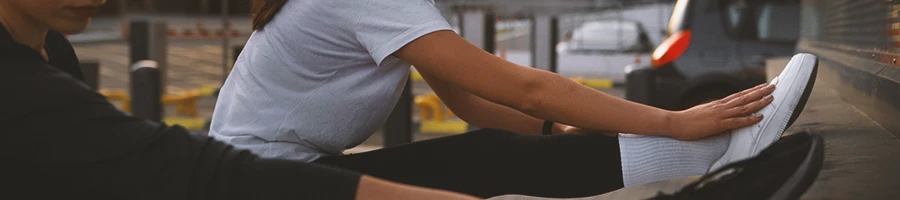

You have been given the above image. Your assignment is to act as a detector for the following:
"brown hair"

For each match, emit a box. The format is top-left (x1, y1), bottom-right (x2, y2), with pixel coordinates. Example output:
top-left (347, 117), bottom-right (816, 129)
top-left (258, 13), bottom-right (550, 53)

top-left (251, 0), bottom-right (288, 31)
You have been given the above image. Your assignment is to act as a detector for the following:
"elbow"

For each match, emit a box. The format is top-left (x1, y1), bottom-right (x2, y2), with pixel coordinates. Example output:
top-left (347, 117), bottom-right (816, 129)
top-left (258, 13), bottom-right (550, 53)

top-left (515, 93), bottom-right (541, 117)
top-left (511, 74), bottom-right (547, 116)
top-left (516, 101), bottom-right (541, 118)
top-left (511, 72), bottom-right (576, 118)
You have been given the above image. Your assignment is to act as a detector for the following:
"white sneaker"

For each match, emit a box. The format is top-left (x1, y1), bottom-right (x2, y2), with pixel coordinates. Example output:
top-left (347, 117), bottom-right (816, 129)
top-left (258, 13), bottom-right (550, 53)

top-left (708, 53), bottom-right (819, 172)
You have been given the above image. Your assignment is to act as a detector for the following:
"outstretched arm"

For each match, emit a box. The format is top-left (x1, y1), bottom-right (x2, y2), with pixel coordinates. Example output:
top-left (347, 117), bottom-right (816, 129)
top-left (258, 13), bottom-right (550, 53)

top-left (395, 30), bottom-right (774, 140)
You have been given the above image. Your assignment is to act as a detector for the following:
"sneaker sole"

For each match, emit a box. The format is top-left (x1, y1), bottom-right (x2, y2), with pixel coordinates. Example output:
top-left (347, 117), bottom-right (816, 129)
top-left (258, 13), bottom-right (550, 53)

top-left (770, 133), bottom-right (825, 200)
top-left (709, 53), bottom-right (819, 172)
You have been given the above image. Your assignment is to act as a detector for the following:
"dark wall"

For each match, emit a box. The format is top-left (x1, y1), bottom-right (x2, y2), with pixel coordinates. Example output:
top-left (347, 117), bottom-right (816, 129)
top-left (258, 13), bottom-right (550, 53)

top-left (798, 0), bottom-right (900, 136)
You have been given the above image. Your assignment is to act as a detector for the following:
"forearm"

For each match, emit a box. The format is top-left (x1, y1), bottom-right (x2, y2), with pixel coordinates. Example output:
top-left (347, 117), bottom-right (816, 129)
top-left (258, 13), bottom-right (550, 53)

top-left (445, 91), bottom-right (547, 135)
top-left (420, 72), bottom-right (554, 135)
top-left (519, 70), bottom-right (674, 137)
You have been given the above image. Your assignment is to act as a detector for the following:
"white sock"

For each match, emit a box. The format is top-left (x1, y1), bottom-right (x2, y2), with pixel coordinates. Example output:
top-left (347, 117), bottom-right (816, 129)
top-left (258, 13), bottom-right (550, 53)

top-left (618, 132), bottom-right (731, 187)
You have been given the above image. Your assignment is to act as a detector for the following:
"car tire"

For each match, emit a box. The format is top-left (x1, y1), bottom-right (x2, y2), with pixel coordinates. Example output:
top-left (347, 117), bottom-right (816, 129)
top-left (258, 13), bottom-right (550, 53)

top-left (678, 86), bottom-right (736, 110)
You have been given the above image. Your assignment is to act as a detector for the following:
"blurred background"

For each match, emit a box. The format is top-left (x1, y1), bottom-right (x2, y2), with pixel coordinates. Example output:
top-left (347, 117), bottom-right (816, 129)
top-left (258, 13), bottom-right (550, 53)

top-left (72, 0), bottom-right (803, 152)
top-left (62, 0), bottom-right (900, 197)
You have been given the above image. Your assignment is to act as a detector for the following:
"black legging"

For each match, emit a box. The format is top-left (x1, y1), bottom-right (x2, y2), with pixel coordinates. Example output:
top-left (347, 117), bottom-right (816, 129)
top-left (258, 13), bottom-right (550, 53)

top-left (315, 128), bottom-right (624, 198)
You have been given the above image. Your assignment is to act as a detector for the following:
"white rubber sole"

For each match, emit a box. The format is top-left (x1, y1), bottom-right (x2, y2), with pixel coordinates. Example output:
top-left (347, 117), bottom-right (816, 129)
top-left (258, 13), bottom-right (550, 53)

top-left (708, 53), bottom-right (818, 172)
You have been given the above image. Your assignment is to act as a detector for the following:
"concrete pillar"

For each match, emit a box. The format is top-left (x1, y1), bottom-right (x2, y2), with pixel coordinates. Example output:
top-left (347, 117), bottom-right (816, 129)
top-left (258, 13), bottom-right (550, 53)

top-left (80, 60), bottom-right (100, 90)
top-left (460, 10), bottom-right (496, 53)
top-left (531, 15), bottom-right (559, 72)
top-left (131, 61), bottom-right (163, 122)
top-left (221, 0), bottom-right (231, 83)
top-left (233, 45), bottom-right (244, 63)
top-left (129, 18), bottom-right (168, 94)
top-left (384, 79), bottom-right (413, 147)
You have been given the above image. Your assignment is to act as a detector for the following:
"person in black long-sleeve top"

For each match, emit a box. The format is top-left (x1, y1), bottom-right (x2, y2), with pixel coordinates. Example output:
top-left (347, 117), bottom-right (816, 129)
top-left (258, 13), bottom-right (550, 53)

top-left (0, 0), bottom-right (477, 199)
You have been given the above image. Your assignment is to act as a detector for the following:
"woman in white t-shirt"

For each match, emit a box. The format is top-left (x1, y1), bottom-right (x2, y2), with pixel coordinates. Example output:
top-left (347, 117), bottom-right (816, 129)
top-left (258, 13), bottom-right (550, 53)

top-left (210, 0), bottom-right (775, 198)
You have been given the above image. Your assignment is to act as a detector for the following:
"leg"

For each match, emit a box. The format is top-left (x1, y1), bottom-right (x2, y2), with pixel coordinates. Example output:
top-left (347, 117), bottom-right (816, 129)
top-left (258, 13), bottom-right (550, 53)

top-left (315, 128), bottom-right (622, 198)
top-left (618, 133), bottom-right (731, 187)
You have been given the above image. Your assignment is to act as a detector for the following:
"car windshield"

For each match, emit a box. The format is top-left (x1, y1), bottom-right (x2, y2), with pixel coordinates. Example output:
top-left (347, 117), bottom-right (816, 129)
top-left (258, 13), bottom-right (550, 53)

top-left (756, 2), bottom-right (800, 42)
top-left (570, 21), bottom-right (641, 51)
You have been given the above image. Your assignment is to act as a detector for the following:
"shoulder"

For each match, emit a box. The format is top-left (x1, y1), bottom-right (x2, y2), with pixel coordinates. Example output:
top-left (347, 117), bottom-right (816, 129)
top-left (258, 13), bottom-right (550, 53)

top-left (0, 54), bottom-right (99, 130)
top-left (0, 51), bottom-right (97, 111)
top-left (46, 30), bottom-right (74, 48)
top-left (45, 30), bottom-right (85, 81)
top-left (0, 53), bottom-right (94, 103)
top-left (0, 45), bottom-right (49, 79)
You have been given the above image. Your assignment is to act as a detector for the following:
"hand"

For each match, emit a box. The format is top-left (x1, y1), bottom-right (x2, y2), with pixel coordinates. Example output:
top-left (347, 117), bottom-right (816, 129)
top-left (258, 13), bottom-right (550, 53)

top-left (667, 84), bottom-right (776, 141)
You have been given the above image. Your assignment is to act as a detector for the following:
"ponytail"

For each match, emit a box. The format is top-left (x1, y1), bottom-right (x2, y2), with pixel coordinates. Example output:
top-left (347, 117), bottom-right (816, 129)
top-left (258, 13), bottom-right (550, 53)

top-left (251, 0), bottom-right (288, 31)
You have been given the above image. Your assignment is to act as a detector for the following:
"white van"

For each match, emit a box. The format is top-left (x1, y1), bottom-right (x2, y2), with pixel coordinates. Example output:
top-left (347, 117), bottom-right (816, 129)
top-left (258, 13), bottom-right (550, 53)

top-left (556, 20), bottom-right (654, 80)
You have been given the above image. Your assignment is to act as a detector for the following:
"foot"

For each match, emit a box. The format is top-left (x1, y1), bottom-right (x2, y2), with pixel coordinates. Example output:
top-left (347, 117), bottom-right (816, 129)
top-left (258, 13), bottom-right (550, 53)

top-left (651, 132), bottom-right (825, 200)
top-left (708, 53), bottom-right (819, 172)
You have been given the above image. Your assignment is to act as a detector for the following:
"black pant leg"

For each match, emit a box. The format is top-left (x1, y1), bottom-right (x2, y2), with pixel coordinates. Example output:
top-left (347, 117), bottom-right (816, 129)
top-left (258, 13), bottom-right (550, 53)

top-left (314, 128), bottom-right (623, 198)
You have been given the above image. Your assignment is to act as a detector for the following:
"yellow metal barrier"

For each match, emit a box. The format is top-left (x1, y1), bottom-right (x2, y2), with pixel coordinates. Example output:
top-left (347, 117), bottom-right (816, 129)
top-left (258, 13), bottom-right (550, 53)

top-left (411, 70), bottom-right (425, 82)
top-left (414, 93), bottom-right (468, 134)
top-left (570, 77), bottom-right (614, 89)
top-left (414, 93), bottom-right (447, 121)
top-left (419, 120), bottom-right (469, 134)
top-left (99, 89), bottom-right (131, 111)
top-left (582, 79), bottom-right (614, 89)
top-left (99, 89), bottom-right (203, 116)
top-left (163, 90), bottom-right (200, 116)
top-left (163, 117), bottom-right (208, 131)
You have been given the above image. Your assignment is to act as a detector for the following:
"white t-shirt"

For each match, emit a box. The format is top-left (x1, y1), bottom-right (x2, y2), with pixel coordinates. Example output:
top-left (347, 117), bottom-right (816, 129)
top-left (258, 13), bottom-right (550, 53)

top-left (209, 0), bottom-right (452, 161)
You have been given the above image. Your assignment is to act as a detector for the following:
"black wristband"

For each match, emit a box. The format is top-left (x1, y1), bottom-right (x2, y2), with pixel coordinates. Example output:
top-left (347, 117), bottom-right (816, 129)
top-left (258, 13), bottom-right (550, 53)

top-left (542, 120), bottom-right (554, 135)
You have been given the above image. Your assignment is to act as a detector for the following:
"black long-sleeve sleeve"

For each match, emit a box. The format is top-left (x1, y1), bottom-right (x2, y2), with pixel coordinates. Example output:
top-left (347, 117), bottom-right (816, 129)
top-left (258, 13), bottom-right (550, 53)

top-left (0, 47), bottom-right (361, 200)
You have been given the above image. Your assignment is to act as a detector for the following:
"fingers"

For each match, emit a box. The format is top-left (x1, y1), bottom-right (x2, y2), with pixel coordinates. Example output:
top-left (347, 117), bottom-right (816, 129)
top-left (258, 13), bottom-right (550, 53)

top-left (721, 114), bottom-right (764, 130)
top-left (725, 94), bottom-right (774, 117)
top-left (724, 84), bottom-right (775, 108)
top-left (719, 84), bottom-right (767, 103)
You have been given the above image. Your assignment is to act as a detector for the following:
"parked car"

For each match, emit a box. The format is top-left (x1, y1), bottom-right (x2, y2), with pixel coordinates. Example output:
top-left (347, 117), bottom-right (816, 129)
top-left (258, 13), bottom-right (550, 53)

top-left (559, 20), bottom-right (654, 54)
top-left (625, 0), bottom-right (800, 110)
top-left (557, 20), bottom-right (654, 80)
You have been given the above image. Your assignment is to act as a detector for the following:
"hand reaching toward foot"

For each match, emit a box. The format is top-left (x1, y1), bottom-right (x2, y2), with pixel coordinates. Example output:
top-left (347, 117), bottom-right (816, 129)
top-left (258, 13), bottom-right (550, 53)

top-left (667, 84), bottom-right (776, 140)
